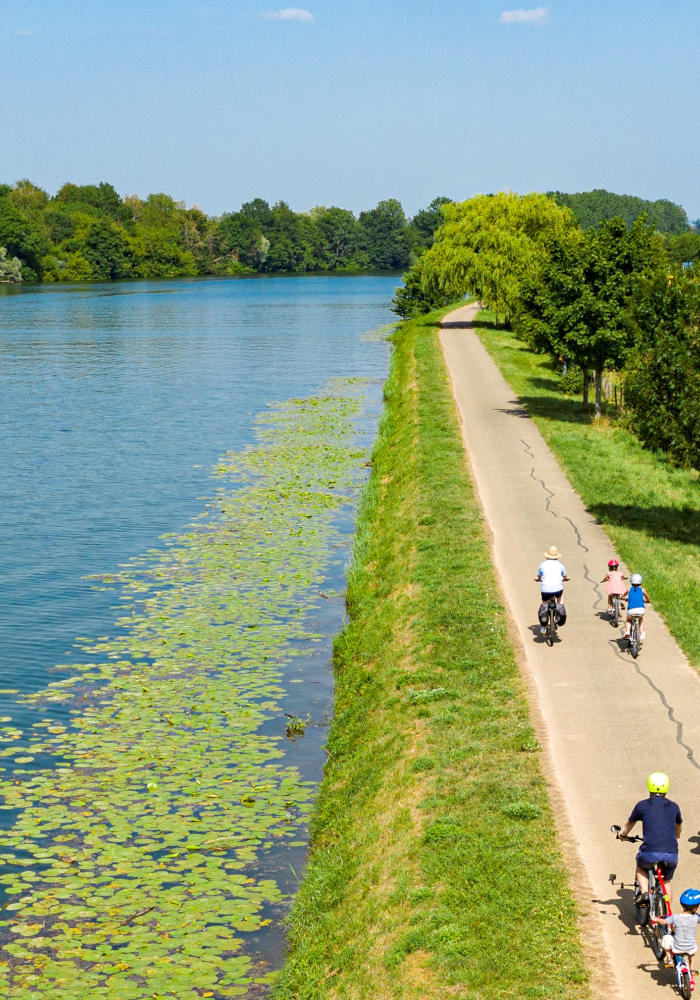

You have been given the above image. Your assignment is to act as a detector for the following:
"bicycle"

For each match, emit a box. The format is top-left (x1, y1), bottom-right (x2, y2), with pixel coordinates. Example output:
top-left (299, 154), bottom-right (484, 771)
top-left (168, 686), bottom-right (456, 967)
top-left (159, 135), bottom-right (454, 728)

top-left (662, 944), bottom-right (695, 998)
top-left (611, 594), bottom-right (623, 629)
top-left (545, 597), bottom-right (558, 647)
top-left (611, 825), bottom-right (670, 961)
top-left (628, 612), bottom-right (643, 659)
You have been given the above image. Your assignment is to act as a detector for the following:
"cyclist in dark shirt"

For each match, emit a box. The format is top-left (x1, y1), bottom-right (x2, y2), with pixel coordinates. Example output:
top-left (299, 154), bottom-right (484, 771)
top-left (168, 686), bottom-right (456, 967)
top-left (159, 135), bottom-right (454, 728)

top-left (619, 772), bottom-right (683, 904)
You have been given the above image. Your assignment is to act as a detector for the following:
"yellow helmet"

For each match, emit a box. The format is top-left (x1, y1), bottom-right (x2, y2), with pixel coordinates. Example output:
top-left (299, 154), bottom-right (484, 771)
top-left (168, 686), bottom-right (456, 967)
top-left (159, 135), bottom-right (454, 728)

top-left (648, 772), bottom-right (670, 794)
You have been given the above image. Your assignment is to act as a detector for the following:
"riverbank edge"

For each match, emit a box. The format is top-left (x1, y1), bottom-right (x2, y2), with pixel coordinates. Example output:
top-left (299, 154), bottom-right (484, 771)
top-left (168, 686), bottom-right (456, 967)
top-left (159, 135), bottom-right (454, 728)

top-left (273, 309), bottom-right (589, 999)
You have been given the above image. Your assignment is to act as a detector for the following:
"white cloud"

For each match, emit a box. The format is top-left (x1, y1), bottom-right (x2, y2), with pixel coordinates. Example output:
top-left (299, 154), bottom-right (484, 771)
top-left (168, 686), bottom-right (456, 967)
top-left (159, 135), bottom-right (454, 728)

top-left (500, 7), bottom-right (546, 23)
top-left (16, 28), bottom-right (33, 36)
top-left (260, 8), bottom-right (314, 21)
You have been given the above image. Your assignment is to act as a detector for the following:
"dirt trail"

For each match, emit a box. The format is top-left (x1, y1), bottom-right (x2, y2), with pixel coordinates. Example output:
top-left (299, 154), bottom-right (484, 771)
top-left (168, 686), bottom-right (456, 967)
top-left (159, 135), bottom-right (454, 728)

top-left (441, 303), bottom-right (700, 999)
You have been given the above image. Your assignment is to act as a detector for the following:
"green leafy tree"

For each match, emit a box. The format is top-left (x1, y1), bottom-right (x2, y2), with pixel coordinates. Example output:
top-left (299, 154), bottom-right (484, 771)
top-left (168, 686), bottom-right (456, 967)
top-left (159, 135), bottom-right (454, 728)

top-left (0, 197), bottom-right (49, 281)
top-left (214, 212), bottom-right (267, 271)
top-left (0, 246), bottom-right (23, 282)
top-left (358, 199), bottom-right (411, 269)
top-left (44, 208), bottom-right (77, 243)
top-left (178, 206), bottom-right (215, 272)
top-left (263, 201), bottom-right (320, 272)
top-left (517, 216), bottom-right (667, 416)
top-left (67, 219), bottom-right (131, 280)
top-left (240, 198), bottom-right (275, 228)
top-left (8, 179), bottom-right (49, 217)
top-left (391, 254), bottom-right (462, 318)
top-left (40, 252), bottom-right (93, 282)
top-left (127, 230), bottom-right (198, 278)
top-left (624, 271), bottom-right (700, 468)
top-left (662, 232), bottom-right (700, 269)
top-left (421, 192), bottom-right (576, 323)
top-left (550, 189), bottom-right (690, 235)
top-left (55, 182), bottom-right (129, 222)
top-left (407, 197), bottom-right (452, 253)
top-left (310, 206), bottom-right (367, 269)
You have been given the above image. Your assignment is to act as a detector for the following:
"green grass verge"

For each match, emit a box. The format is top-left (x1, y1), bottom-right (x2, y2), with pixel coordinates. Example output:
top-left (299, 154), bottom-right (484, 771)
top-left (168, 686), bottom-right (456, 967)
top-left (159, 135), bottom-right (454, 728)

top-left (274, 310), bottom-right (588, 999)
top-left (475, 314), bottom-right (700, 667)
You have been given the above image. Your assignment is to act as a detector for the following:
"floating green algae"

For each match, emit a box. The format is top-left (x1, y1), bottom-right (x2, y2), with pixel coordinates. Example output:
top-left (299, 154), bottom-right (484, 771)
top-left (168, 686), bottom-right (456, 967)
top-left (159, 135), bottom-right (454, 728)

top-left (0, 380), bottom-right (370, 999)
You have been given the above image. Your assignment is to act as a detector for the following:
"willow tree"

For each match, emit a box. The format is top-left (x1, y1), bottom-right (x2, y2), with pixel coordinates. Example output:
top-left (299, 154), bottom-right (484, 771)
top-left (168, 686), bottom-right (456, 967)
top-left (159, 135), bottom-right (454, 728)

top-left (420, 191), bottom-right (577, 323)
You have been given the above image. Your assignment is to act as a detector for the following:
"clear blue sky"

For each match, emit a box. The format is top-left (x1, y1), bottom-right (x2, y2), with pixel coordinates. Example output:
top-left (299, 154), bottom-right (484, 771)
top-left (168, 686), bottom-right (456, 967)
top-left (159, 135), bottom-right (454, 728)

top-left (1, 0), bottom-right (698, 219)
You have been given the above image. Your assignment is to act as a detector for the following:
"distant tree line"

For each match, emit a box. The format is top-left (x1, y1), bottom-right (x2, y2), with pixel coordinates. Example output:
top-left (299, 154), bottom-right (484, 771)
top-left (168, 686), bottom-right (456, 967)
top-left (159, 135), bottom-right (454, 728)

top-left (549, 188), bottom-right (692, 235)
top-left (549, 188), bottom-right (700, 272)
top-left (397, 189), bottom-right (700, 472)
top-left (0, 179), bottom-right (451, 284)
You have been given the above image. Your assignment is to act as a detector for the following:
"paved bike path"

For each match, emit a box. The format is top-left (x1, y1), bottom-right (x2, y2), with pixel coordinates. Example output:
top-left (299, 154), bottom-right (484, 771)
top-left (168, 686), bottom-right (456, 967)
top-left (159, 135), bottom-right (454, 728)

top-left (441, 303), bottom-right (700, 999)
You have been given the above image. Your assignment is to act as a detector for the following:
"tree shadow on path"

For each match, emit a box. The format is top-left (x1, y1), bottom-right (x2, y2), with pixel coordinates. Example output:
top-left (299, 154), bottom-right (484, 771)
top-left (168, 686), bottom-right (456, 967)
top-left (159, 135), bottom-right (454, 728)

top-left (592, 504), bottom-right (700, 548)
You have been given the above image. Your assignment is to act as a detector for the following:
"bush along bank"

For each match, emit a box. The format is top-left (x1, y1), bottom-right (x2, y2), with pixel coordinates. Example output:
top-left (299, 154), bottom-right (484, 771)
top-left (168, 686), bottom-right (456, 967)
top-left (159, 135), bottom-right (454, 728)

top-left (274, 310), bottom-right (589, 999)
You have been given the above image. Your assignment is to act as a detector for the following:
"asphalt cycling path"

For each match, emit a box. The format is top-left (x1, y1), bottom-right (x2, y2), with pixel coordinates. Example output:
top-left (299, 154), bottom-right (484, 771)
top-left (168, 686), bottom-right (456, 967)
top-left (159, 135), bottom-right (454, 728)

top-left (441, 303), bottom-right (700, 999)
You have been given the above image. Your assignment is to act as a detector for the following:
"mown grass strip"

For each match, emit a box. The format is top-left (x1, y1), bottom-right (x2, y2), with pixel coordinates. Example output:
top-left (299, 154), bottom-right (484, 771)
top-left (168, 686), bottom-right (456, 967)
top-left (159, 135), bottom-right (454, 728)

top-left (475, 315), bottom-right (700, 667)
top-left (275, 310), bottom-right (588, 999)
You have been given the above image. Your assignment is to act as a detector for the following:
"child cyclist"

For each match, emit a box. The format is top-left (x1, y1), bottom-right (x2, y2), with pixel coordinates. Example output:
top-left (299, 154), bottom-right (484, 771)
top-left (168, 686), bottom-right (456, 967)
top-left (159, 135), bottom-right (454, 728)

top-left (602, 558), bottom-right (627, 615)
top-left (653, 887), bottom-right (700, 973)
top-left (624, 573), bottom-right (651, 642)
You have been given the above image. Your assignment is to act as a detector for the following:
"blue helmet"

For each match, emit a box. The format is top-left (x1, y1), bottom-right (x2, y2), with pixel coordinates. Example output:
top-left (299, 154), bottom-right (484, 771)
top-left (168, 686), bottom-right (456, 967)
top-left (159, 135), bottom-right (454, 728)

top-left (680, 889), bottom-right (700, 908)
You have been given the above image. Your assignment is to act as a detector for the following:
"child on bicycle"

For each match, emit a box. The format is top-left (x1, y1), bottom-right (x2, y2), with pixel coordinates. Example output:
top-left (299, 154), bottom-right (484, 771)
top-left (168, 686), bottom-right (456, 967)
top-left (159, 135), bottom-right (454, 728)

top-left (624, 573), bottom-right (651, 641)
top-left (602, 558), bottom-right (626, 614)
top-left (654, 887), bottom-right (700, 973)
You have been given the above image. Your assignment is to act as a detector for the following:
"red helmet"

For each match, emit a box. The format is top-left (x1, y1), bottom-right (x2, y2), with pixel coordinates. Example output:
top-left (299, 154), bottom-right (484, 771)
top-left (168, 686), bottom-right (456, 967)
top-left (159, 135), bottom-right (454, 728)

top-left (608, 559), bottom-right (619, 569)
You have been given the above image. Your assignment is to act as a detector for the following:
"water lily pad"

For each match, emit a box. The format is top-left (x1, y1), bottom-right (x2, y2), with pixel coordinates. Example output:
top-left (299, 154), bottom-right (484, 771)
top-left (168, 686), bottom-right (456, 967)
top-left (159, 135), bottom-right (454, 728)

top-left (0, 379), bottom-right (373, 996)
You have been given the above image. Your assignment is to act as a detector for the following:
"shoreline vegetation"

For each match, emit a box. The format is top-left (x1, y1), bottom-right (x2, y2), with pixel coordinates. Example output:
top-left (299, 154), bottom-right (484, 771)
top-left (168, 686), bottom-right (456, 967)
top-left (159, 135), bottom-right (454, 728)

top-left (0, 183), bottom-right (696, 289)
top-left (274, 308), bottom-right (588, 999)
top-left (474, 314), bottom-right (700, 669)
top-left (0, 180), bottom-right (449, 284)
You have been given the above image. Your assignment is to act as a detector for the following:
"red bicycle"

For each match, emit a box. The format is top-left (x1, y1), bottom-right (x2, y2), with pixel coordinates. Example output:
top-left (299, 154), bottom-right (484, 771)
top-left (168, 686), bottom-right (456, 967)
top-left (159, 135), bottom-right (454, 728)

top-left (611, 825), bottom-right (670, 959)
top-left (611, 826), bottom-right (694, 996)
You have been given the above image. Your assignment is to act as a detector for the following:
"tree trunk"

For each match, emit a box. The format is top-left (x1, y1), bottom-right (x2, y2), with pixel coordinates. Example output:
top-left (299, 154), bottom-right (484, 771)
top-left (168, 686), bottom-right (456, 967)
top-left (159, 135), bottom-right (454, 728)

top-left (582, 367), bottom-right (589, 411)
top-left (594, 368), bottom-right (602, 419)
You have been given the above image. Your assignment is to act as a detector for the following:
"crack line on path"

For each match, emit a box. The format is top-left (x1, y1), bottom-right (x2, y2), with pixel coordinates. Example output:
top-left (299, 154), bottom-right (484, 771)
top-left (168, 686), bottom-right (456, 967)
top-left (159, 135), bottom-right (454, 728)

top-left (609, 640), bottom-right (700, 770)
top-left (519, 438), bottom-right (604, 608)
top-left (519, 430), bottom-right (695, 763)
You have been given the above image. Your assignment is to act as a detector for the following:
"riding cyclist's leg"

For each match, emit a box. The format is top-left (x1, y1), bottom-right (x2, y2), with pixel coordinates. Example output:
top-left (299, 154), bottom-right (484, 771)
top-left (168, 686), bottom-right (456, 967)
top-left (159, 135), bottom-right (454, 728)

top-left (636, 865), bottom-right (650, 898)
top-left (661, 933), bottom-right (674, 966)
top-left (538, 592), bottom-right (556, 635)
top-left (662, 858), bottom-right (676, 905)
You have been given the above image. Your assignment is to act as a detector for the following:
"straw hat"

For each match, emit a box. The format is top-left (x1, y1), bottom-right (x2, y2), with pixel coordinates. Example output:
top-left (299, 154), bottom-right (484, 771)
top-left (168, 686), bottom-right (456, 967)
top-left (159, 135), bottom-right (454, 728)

top-left (544, 546), bottom-right (562, 559)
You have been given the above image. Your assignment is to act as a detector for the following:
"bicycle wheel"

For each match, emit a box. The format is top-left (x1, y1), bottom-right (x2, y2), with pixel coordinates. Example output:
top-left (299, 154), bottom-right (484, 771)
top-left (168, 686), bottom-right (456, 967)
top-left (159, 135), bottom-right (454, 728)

top-left (650, 885), bottom-right (667, 960)
top-left (631, 620), bottom-right (639, 659)
top-left (546, 606), bottom-right (555, 646)
top-left (680, 967), bottom-right (692, 1000)
top-left (612, 597), bottom-right (619, 628)
top-left (635, 883), bottom-right (650, 926)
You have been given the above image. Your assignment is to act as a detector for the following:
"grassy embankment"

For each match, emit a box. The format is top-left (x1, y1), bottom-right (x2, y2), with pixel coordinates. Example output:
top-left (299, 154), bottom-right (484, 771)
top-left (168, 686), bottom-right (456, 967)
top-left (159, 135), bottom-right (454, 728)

top-left (475, 315), bottom-right (700, 667)
top-left (274, 310), bottom-right (588, 999)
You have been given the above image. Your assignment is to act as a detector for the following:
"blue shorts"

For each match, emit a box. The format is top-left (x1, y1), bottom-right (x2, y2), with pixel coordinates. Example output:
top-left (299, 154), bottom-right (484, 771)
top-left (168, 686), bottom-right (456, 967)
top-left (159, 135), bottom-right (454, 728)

top-left (636, 851), bottom-right (678, 881)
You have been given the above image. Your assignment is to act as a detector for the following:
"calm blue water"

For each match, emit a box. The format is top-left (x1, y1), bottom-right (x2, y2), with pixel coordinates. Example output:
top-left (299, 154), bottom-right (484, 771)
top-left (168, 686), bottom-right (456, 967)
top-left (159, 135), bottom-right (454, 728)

top-left (0, 275), bottom-right (395, 697)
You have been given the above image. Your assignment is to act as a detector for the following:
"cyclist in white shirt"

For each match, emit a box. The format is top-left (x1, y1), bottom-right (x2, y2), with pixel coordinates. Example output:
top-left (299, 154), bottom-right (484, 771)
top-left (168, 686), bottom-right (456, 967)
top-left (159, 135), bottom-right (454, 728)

top-left (536, 546), bottom-right (570, 633)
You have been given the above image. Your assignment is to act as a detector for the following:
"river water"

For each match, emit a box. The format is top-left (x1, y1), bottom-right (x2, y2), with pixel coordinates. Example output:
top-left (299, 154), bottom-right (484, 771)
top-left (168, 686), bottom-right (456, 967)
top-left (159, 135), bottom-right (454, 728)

top-left (0, 274), bottom-right (395, 993)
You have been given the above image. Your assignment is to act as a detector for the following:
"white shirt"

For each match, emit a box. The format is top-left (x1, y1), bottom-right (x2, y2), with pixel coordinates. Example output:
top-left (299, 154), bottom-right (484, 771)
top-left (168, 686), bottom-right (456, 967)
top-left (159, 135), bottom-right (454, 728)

top-left (538, 560), bottom-right (566, 594)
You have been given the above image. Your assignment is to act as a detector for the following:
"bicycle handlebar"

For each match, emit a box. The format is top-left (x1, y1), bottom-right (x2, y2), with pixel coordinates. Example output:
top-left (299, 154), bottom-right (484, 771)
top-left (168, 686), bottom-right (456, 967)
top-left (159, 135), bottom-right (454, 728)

top-left (611, 824), bottom-right (642, 843)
